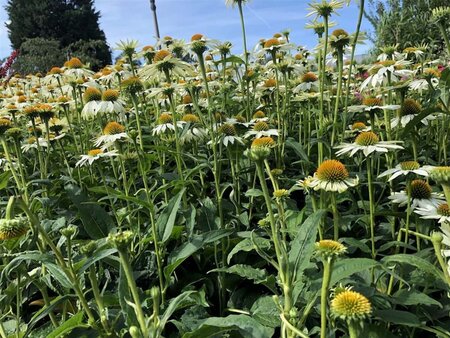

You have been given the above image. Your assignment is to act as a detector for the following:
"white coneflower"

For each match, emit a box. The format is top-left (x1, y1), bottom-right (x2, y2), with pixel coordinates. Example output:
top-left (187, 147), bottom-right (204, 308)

top-left (391, 98), bottom-right (434, 128)
top-left (139, 49), bottom-right (193, 80)
top-left (63, 57), bottom-right (94, 78)
top-left (309, 160), bottom-right (359, 193)
top-left (244, 120), bottom-right (279, 139)
top-left (360, 59), bottom-right (413, 91)
top-left (347, 96), bottom-right (400, 113)
top-left (217, 123), bottom-right (244, 147)
top-left (94, 122), bottom-right (129, 149)
top-left (389, 179), bottom-right (445, 209)
top-left (81, 87), bottom-right (102, 119)
top-left (378, 160), bottom-right (430, 181)
top-left (335, 131), bottom-right (403, 157)
top-left (96, 89), bottom-right (126, 117)
top-left (76, 148), bottom-right (119, 167)
top-left (152, 113), bottom-right (182, 136)
top-left (415, 203), bottom-right (450, 224)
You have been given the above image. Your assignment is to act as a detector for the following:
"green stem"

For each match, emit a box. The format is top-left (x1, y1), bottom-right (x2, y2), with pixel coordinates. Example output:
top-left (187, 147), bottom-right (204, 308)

top-left (320, 259), bottom-right (332, 338)
top-left (118, 248), bottom-right (149, 337)
top-left (367, 157), bottom-right (376, 258)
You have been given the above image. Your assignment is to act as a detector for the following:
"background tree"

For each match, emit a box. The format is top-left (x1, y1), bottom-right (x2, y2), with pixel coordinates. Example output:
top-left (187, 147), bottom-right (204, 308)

top-left (6, 0), bottom-right (111, 73)
top-left (364, 0), bottom-right (449, 55)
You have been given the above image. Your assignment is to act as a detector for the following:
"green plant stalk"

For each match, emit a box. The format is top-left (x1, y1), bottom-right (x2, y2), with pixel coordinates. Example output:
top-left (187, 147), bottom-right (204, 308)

top-left (318, 15), bottom-right (330, 164)
top-left (0, 138), bottom-right (27, 203)
top-left (403, 182), bottom-right (412, 252)
top-left (237, 1), bottom-right (248, 68)
top-left (130, 94), bottom-right (144, 151)
top-left (347, 321), bottom-right (360, 338)
top-left (89, 266), bottom-right (110, 333)
top-left (117, 248), bottom-right (149, 337)
top-left (331, 49), bottom-right (344, 146)
top-left (16, 199), bottom-right (99, 328)
top-left (320, 258), bottom-right (332, 338)
top-left (366, 156), bottom-right (376, 258)
top-left (431, 237), bottom-right (450, 285)
top-left (255, 160), bottom-right (293, 337)
top-left (16, 272), bottom-right (21, 338)
top-left (331, 192), bottom-right (340, 241)
top-left (343, 0), bottom-right (365, 132)
top-left (437, 23), bottom-right (450, 55)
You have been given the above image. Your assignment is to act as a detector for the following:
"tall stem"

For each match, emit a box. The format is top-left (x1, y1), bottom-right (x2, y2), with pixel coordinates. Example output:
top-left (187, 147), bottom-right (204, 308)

top-left (320, 259), bottom-right (332, 338)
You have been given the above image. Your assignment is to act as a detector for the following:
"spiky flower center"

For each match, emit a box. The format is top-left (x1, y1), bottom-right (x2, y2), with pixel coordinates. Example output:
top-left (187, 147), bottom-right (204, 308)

top-left (410, 179), bottom-right (432, 199)
top-left (273, 189), bottom-right (289, 198)
top-left (234, 115), bottom-right (246, 123)
top-left (253, 121), bottom-right (269, 132)
top-left (437, 203), bottom-right (450, 217)
top-left (66, 57), bottom-right (83, 69)
top-left (49, 67), bottom-right (63, 75)
top-left (191, 33), bottom-right (204, 41)
top-left (103, 122), bottom-right (125, 135)
top-left (400, 161), bottom-right (420, 171)
top-left (84, 87), bottom-right (102, 102)
top-left (251, 136), bottom-right (275, 148)
top-left (380, 60), bottom-right (396, 67)
top-left (158, 113), bottom-right (173, 124)
top-left (182, 114), bottom-right (199, 123)
top-left (351, 122), bottom-right (367, 130)
top-left (315, 240), bottom-right (346, 256)
top-left (355, 131), bottom-right (379, 146)
top-left (316, 160), bottom-right (349, 182)
top-left (264, 38), bottom-right (280, 49)
top-left (37, 104), bottom-right (54, 120)
top-left (88, 149), bottom-right (103, 156)
top-left (253, 110), bottom-right (266, 119)
top-left (154, 50), bottom-right (171, 62)
top-left (23, 106), bottom-right (39, 119)
top-left (330, 290), bottom-right (372, 320)
top-left (264, 78), bottom-right (277, 88)
top-left (362, 97), bottom-right (382, 107)
top-left (102, 89), bottom-right (120, 102)
top-left (401, 98), bottom-right (421, 116)
top-left (0, 119), bottom-right (12, 134)
top-left (219, 123), bottom-right (237, 136)
top-left (121, 77), bottom-right (144, 93)
top-left (182, 95), bottom-right (193, 104)
top-left (301, 72), bottom-right (318, 83)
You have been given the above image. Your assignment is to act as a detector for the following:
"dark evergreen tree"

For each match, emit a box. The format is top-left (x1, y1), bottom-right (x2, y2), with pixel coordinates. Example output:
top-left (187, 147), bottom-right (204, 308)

top-left (6, 0), bottom-right (111, 72)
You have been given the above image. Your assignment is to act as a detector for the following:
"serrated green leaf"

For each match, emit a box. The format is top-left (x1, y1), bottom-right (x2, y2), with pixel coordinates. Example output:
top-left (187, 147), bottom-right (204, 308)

top-left (211, 264), bottom-right (268, 284)
top-left (382, 254), bottom-right (445, 282)
top-left (227, 236), bottom-right (271, 264)
top-left (392, 289), bottom-right (442, 308)
top-left (289, 209), bottom-right (325, 282)
top-left (330, 258), bottom-right (378, 286)
top-left (182, 314), bottom-right (274, 338)
top-left (157, 188), bottom-right (186, 243)
top-left (373, 309), bottom-right (421, 327)
top-left (46, 312), bottom-right (87, 338)
top-left (250, 296), bottom-right (280, 328)
top-left (65, 184), bottom-right (115, 239)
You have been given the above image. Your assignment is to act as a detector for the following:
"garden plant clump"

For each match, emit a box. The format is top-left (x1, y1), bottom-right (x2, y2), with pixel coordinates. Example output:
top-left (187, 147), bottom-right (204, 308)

top-left (1, 1), bottom-right (450, 337)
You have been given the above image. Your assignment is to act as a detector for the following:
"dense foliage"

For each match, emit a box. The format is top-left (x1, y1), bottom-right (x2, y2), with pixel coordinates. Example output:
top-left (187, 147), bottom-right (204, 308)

top-left (6, 0), bottom-right (111, 73)
top-left (0, 1), bottom-right (450, 337)
top-left (365, 0), bottom-right (449, 54)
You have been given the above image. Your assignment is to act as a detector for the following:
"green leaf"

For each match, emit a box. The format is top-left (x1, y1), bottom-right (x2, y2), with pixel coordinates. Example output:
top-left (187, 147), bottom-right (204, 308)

top-left (373, 309), bottom-right (421, 327)
top-left (211, 264), bottom-right (268, 284)
top-left (165, 229), bottom-right (233, 280)
top-left (0, 170), bottom-right (12, 190)
top-left (392, 289), bottom-right (442, 308)
top-left (330, 258), bottom-right (378, 286)
top-left (75, 248), bottom-right (118, 274)
top-left (24, 295), bottom-right (75, 337)
top-left (65, 184), bottom-right (115, 239)
top-left (289, 210), bottom-right (325, 282)
top-left (250, 296), bottom-right (280, 328)
top-left (245, 189), bottom-right (263, 197)
top-left (227, 236), bottom-right (271, 264)
top-left (285, 138), bottom-right (310, 162)
top-left (382, 254), bottom-right (445, 282)
top-left (157, 188), bottom-right (186, 243)
top-left (46, 312), bottom-right (87, 338)
top-left (160, 291), bottom-right (200, 329)
top-left (183, 314), bottom-right (274, 338)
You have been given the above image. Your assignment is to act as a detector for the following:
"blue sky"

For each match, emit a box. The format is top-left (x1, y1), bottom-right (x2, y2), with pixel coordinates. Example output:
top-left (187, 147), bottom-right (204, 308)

top-left (0, 0), bottom-right (372, 60)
